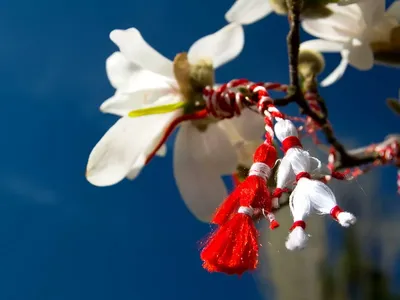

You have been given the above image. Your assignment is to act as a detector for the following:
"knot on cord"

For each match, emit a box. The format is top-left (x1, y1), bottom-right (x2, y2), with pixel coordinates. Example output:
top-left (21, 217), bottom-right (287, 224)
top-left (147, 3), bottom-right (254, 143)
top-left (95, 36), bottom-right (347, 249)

top-left (237, 206), bottom-right (254, 216)
top-left (289, 220), bottom-right (306, 232)
top-left (295, 172), bottom-right (311, 182)
top-left (248, 162), bottom-right (271, 181)
top-left (282, 136), bottom-right (303, 153)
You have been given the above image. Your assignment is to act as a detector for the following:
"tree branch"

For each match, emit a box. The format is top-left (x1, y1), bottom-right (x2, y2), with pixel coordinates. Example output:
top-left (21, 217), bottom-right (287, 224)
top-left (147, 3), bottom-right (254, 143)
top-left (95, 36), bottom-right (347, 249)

top-left (286, 0), bottom-right (302, 90)
top-left (279, 0), bottom-right (379, 171)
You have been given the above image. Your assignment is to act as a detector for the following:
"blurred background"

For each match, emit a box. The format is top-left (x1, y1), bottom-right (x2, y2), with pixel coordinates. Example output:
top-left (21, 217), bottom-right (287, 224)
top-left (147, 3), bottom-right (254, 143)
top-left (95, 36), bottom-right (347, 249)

top-left (0, 0), bottom-right (398, 299)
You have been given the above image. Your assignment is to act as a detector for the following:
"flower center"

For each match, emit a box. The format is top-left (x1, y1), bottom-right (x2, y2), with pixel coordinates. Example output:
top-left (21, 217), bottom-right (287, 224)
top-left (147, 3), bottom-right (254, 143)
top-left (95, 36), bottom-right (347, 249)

top-left (173, 52), bottom-right (216, 131)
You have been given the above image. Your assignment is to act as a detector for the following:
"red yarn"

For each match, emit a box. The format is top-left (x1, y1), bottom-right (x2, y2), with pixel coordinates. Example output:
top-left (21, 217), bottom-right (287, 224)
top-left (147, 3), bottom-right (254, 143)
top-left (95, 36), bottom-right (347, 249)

top-left (272, 187), bottom-right (289, 199)
top-left (331, 171), bottom-right (347, 180)
top-left (212, 143), bottom-right (277, 225)
top-left (289, 220), bottom-right (306, 231)
top-left (282, 136), bottom-right (303, 153)
top-left (201, 143), bottom-right (278, 275)
top-left (330, 205), bottom-right (343, 220)
top-left (211, 189), bottom-right (241, 226)
top-left (295, 172), bottom-right (311, 181)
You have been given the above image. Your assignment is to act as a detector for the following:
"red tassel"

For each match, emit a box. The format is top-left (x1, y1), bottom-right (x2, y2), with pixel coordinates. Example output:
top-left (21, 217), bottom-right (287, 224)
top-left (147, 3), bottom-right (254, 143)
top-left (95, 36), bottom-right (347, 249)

top-left (200, 143), bottom-right (278, 275)
top-left (212, 143), bottom-right (277, 225)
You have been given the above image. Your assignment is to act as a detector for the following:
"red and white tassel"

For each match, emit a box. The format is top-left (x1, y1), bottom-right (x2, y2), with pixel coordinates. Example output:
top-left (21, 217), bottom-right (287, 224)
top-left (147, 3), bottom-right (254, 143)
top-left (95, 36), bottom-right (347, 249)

top-left (201, 142), bottom-right (278, 275)
top-left (200, 88), bottom-right (279, 275)
top-left (273, 119), bottom-right (357, 251)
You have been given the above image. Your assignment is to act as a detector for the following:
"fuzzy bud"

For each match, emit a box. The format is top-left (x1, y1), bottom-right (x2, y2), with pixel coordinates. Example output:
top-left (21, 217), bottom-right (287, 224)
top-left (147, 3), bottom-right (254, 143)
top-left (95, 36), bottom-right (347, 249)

top-left (298, 49), bottom-right (325, 77)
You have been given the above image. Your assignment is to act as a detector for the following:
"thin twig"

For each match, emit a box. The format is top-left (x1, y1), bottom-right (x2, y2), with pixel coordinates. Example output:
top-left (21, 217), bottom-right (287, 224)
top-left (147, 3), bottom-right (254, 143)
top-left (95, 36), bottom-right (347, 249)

top-left (279, 0), bottom-right (378, 171)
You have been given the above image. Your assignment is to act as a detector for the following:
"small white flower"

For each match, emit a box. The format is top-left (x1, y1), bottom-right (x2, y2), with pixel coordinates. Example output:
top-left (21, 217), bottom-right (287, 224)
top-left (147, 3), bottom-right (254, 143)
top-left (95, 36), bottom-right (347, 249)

top-left (224, 0), bottom-right (364, 25)
top-left (225, 0), bottom-right (274, 25)
top-left (86, 24), bottom-right (265, 222)
top-left (301, 0), bottom-right (400, 86)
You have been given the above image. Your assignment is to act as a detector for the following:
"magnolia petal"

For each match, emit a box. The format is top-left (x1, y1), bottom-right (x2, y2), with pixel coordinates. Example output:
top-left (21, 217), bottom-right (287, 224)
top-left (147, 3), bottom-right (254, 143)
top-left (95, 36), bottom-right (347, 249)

top-left (110, 28), bottom-right (174, 79)
top-left (106, 52), bottom-right (141, 90)
top-left (173, 123), bottom-right (229, 222)
top-left (126, 144), bottom-right (167, 179)
top-left (358, 0), bottom-right (386, 27)
top-left (100, 92), bottom-right (144, 117)
top-left (302, 20), bottom-right (349, 43)
top-left (320, 54), bottom-right (349, 87)
top-left (218, 109), bottom-right (264, 142)
top-left (100, 88), bottom-right (173, 117)
top-left (348, 43), bottom-right (374, 70)
top-left (235, 139), bottom-right (263, 168)
top-left (125, 154), bottom-right (147, 180)
top-left (86, 96), bottom-right (183, 186)
top-left (224, 0), bottom-right (273, 25)
top-left (120, 68), bottom-right (177, 94)
top-left (300, 39), bottom-right (343, 53)
top-left (302, 5), bottom-right (363, 42)
top-left (188, 23), bottom-right (244, 69)
top-left (155, 144), bottom-right (167, 157)
top-left (201, 123), bottom-right (238, 174)
top-left (387, 1), bottom-right (400, 22)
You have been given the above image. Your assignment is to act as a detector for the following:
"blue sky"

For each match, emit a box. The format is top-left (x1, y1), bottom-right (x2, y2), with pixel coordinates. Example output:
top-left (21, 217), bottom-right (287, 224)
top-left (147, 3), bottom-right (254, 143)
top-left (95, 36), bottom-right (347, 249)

top-left (0, 0), bottom-right (398, 299)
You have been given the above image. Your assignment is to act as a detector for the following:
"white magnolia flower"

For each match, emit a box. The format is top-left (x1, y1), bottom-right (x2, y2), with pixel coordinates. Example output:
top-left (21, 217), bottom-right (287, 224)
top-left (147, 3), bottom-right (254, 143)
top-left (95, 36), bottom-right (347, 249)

top-left (86, 24), bottom-right (265, 222)
top-left (224, 0), bottom-right (363, 25)
top-left (301, 0), bottom-right (400, 86)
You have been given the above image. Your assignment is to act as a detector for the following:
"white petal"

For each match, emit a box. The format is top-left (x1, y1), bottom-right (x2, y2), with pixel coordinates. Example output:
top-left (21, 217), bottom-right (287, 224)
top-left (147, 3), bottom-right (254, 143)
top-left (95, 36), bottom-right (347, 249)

top-left (188, 23), bottom-right (244, 69)
top-left (173, 123), bottom-right (229, 222)
top-left (125, 155), bottom-right (147, 180)
top-left (358, 0), bottom-right (386, 26)
top-left (100, 88), bottom-right (172, 117)
top-left (106, 52), bottom-right (141, 90)
top-left (348, 43), bottom-right (374, 70)
top-left (224, 0), bottom-right (273, 25)
top-left (300, 39), bottom-right (343, 53)
top-left (86, 96), bottom-right (183, 186)
top-left (126, 144), bottom-right (167, 179)
top-left (218, 108), bottom-right (264, 142)
top-left (302, 5), bottom-right (363, 42)
top-left (200, 123), bottom-right (238, 174)
top-left (387, 1), bottom-right (400, 22)
top-left (155, 144), bottom-right (167, 157)
top-left (320, 54), bottom-right (349, 87)
top-left (302, 20), bottom-right (349, 43)
top-left (368, 16), bottom-right (398, 43)
top-left (120, 68), bottom-right (177, 94)
top-left (235, 139), bottom-right (263, 167)
top-left (110, 28), bottom-right (174, 79)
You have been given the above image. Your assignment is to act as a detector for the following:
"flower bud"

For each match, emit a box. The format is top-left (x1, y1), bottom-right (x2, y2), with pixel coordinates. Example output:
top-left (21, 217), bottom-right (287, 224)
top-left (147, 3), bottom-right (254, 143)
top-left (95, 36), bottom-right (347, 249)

top-left (298, 49), bottom-right (325, 77)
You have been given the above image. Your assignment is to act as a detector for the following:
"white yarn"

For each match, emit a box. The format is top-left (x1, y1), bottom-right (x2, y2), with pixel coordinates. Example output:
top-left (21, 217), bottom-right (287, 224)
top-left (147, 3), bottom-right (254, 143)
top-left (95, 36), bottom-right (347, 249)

top-left (265, 211), bottom-right (277, 222)
top-left (249, 162), bottom-right (271, 181)
top-left (238, 206), bottom-right (254, 216)
top-left (337, 212), bottom-right (357, 227)
top-left (274, 119), bottom-right (299, 142)
top-left (286, 188), bottom-right (311, 250)
top-left (286, 227), bottom-right (309, 251)
top-left (275, 156), bottom-right (296, 189)
top-left (273, 119), bottom-right (356, 250)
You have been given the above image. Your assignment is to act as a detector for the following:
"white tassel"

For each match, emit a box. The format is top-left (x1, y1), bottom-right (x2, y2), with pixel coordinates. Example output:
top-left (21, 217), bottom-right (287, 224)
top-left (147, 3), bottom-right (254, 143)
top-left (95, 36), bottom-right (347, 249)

top-left (273, 119), bottom-right (357, 251)
top-left (285, 186), bottom-right (311, 250)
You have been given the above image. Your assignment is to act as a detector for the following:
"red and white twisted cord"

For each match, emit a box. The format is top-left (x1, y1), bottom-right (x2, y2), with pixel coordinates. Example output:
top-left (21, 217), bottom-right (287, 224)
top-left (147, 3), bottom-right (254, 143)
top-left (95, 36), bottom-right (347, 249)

top-left (304, 92), bottom-right (321, 115)
top-left (202, 79), bottom-right (287, 119)
top-left (202, 79), bottom-right (286, 143)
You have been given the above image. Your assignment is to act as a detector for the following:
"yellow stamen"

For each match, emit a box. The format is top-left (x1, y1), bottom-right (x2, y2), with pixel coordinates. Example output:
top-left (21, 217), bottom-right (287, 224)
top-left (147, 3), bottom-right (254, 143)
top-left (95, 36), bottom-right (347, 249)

top-left (128, 102), bottom-right (185, 118)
